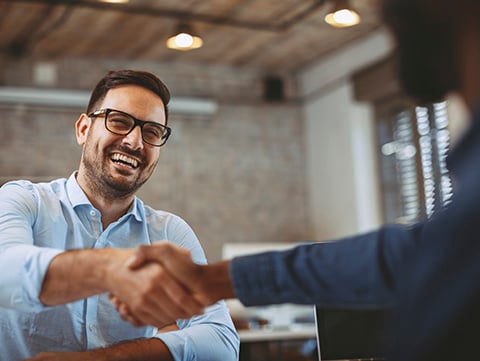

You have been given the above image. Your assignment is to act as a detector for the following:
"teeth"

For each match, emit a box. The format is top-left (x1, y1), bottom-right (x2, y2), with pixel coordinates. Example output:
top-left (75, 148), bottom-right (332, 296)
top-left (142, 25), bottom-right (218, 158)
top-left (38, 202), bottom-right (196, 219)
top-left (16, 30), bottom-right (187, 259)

top-left (111, 153), bottom-right (139, 168)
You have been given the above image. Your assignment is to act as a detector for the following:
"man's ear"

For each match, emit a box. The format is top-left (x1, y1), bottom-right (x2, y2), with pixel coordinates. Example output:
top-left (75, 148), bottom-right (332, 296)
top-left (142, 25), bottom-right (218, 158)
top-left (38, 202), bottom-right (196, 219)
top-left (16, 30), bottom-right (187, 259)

top-left (75, 113), bottom-right (91, 146)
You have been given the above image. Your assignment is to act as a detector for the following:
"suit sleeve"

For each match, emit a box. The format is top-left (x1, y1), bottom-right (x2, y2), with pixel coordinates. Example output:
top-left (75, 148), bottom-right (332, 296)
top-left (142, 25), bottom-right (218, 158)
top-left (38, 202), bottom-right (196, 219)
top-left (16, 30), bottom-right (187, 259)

top-left (230, 224), bottom-right (424, 308)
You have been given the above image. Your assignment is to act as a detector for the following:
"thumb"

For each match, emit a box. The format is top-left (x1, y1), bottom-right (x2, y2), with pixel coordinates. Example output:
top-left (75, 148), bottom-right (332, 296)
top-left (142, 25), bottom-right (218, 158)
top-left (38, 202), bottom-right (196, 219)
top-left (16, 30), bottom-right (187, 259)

top-left (126, 246), bottom-right (150, 270)
top-left (126, 242), bottom-right (172, 270)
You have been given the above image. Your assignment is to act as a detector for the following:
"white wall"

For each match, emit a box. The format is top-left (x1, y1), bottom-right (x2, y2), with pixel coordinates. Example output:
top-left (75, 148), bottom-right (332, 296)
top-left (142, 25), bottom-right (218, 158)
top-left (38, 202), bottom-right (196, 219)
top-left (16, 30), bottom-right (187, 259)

top-left (447, 93), bottom-right (470, 146)
top-left (299, 29), bottom-right (393, 241)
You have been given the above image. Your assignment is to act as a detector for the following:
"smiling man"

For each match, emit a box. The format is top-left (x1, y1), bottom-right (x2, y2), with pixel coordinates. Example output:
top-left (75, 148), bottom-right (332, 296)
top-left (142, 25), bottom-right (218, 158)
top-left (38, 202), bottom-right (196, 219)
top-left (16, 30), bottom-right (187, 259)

top-left (0, 70), bottom-right (238, 361)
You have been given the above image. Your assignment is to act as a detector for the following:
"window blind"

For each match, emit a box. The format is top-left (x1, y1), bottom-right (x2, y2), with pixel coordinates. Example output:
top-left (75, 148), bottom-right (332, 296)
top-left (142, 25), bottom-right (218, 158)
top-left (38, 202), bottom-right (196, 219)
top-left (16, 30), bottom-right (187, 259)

top-left (378, 101), bottom-right (452, 224)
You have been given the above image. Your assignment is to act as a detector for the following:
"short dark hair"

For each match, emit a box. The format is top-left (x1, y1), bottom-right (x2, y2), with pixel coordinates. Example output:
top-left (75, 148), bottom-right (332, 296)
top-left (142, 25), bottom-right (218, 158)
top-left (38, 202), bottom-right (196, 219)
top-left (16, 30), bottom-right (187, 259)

top-left (86, 69), bottom-right (171, 124)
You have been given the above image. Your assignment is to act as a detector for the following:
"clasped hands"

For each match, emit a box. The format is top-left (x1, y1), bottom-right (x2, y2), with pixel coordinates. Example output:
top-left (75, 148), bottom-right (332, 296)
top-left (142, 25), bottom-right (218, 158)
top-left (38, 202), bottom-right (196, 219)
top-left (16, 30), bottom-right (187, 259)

top-left (109, 242), bottom-right (232, 328)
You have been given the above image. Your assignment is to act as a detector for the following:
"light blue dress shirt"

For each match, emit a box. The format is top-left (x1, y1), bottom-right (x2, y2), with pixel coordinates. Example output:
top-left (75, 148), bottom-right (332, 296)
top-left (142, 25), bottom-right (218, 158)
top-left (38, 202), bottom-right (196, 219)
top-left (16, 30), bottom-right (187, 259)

top-left (0, 173), bottom-right (239, 361)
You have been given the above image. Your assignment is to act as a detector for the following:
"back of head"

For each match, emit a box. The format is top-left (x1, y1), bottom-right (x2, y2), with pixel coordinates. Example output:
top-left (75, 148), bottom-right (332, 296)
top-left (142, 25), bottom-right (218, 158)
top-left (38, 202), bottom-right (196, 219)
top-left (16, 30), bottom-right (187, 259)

top-left (87, 70), bottom-right (171, 123)
top-left (381, 0), bottom-right (479, 104)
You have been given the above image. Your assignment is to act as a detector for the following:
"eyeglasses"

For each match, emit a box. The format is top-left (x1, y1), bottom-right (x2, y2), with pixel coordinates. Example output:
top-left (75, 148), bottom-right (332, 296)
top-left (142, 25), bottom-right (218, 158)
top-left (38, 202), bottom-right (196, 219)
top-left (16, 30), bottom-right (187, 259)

top-left (88, 108), bottom-right (171, 147)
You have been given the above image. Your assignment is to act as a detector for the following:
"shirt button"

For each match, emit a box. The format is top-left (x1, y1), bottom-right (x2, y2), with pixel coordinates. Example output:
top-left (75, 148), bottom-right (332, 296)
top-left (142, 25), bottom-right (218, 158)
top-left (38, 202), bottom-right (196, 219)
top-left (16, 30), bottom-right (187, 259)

top-left (90, 210), bottom-right (96, 217)
top-left (89, 323), bottom-right (94, 331)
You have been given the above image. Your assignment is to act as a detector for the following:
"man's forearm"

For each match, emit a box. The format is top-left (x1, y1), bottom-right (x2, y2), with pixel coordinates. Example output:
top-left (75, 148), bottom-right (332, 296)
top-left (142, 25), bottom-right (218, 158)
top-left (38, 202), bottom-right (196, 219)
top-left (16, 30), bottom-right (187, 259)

top-left (96, 337), bottom-right (173, 361)
top-left (40, 246), bottom-right (202, 328)
top-left (39, 248), bottom-right (131, 306)
top-left (23, 338), bottom-right (174, 361)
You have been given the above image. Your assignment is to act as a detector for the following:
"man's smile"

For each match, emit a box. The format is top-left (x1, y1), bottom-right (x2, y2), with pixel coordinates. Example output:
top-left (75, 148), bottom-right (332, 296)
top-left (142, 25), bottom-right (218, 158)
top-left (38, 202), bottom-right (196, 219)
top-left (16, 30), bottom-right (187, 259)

top-left (110, 152), bottom-right (140, 169)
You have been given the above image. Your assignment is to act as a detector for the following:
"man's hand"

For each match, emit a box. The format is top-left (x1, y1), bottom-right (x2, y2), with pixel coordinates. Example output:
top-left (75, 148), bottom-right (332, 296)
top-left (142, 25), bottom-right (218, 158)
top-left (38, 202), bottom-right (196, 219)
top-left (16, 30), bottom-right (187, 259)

top-left (105, 250), bottom-right (205, 328)
top-left (111, 242), bottom-right (236, 327)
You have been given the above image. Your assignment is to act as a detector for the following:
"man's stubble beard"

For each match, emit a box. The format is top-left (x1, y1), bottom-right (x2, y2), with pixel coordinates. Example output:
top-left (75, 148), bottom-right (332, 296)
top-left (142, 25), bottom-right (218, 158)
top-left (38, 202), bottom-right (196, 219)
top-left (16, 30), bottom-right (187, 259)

top-left (80, 141), bottom-right (157, 201)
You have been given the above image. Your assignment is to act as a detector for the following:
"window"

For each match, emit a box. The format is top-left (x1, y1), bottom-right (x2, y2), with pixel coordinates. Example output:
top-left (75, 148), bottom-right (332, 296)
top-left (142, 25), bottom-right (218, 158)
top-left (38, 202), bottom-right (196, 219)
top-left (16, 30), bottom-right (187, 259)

top-left (376, 101), bottom-right (452, 224)
top-left (353, 55), bottom-right (455, 225)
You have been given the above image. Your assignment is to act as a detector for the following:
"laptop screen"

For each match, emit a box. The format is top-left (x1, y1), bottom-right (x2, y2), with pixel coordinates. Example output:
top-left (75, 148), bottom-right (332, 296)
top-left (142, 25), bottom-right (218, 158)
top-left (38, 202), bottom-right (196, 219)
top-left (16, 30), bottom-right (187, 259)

top-left (314, 307), bottom-right (390, 361)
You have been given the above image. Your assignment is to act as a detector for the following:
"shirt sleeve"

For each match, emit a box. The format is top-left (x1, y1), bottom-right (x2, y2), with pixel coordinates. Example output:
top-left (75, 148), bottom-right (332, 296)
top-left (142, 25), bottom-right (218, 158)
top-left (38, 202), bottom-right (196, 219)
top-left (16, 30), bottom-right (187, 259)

top-left (154, 301), bottom-right (239, 361)
top-left (152, 215), bottom-right (240, 361)
top-left (0, 182), bottom-right (63, 312)
top-left (230, 223), bottom-right (424, 308)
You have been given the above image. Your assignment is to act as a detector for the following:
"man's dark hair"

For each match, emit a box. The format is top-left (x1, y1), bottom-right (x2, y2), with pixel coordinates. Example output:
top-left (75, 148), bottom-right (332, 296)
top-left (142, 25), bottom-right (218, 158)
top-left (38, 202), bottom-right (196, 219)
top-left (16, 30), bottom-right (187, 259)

top-left (381, 0), bottom-right (460, 103)
top-left (86, 69), bottom-right (171, 124)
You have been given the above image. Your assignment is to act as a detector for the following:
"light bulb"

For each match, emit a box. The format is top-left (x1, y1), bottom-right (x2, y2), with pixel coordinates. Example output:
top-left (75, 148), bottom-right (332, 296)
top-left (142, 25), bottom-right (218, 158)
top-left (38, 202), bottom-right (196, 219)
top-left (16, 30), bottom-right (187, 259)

top-left (332, 9), bottom-right (359, 25)
top-left (166, 24), bottom-right (204, 51)
top-left (175, 33), bottom-right (194, 48)
top-left (325, 3), bottom-right (361, 28)
top-left (99, 0), bottom-right (129, 3)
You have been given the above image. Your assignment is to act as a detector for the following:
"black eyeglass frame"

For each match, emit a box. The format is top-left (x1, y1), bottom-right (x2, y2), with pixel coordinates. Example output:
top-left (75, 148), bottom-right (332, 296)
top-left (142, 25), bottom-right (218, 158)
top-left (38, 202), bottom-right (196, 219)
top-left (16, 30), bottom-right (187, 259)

top-left (88, 108), bottom-right (172, 147)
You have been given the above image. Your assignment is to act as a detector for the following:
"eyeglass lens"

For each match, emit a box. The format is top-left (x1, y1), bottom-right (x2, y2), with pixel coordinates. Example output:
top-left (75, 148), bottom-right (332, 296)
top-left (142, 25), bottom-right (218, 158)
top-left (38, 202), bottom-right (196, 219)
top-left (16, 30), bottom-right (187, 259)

top-left (106, 110), bottom-right (168, 146)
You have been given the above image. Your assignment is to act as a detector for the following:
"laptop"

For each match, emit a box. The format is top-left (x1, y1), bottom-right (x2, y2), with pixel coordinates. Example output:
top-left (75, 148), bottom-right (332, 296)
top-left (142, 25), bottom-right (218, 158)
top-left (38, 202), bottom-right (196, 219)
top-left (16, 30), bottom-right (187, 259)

top-left (314, 306), bottom-right (390, 361)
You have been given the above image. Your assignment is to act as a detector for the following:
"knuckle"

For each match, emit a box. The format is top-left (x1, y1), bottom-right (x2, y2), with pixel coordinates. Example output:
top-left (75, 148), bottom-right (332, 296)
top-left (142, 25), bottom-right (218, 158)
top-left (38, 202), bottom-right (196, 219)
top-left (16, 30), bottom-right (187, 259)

top-left (132, 294), bottom-right (149, 309)
top-left (137, 244), bottom-right (149, 254)
top-left (174, 292), bottom-right (189, 305)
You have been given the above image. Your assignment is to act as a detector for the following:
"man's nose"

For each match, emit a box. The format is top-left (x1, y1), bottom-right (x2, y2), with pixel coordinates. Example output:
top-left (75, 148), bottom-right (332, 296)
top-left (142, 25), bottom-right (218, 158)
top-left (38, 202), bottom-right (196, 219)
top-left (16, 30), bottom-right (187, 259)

top-left (122, 125), bottom-right (144, 149)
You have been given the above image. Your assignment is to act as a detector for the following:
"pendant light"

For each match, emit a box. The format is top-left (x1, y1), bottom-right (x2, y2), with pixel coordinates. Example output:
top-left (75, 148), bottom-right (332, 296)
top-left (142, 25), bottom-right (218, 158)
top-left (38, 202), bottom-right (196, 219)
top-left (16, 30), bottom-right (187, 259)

top-left (166, 23), bottom-right (203, 51)
top-left (99, 0), bottom-right (129, 3)
top-left (325, 0), bottom-right (361, 28)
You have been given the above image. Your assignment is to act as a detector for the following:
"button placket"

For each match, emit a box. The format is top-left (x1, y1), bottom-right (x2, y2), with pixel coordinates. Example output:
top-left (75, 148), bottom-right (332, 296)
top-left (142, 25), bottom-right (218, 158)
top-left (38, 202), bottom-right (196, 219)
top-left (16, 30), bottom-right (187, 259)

top-left (85, 297), bottom-right (101, 348)
top-left (87, 208), bottom-right (103, 240)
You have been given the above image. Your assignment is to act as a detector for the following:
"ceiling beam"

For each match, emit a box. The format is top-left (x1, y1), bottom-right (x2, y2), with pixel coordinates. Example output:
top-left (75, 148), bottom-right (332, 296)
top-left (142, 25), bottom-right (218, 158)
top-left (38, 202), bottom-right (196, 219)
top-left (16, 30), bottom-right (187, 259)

top-left (4, 0), bottom-right (327, 32)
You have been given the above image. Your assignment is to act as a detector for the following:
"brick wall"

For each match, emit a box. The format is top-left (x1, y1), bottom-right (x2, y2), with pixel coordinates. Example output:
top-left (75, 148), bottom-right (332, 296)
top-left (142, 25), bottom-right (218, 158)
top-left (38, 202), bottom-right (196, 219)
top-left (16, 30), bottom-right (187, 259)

top-left (0, 57), bottom-right (310, 261)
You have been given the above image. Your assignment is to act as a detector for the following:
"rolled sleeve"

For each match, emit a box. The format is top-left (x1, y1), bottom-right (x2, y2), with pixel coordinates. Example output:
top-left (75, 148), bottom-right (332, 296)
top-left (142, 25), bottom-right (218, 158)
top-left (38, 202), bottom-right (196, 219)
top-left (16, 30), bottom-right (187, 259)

top-left (154, 302), bottom-right (239, 361)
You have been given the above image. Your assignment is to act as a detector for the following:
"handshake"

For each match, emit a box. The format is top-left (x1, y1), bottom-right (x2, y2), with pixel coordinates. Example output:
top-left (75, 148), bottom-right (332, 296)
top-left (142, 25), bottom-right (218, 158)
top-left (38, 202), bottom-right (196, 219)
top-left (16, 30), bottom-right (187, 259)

top-left (108, 242), bottom-right (236, 328)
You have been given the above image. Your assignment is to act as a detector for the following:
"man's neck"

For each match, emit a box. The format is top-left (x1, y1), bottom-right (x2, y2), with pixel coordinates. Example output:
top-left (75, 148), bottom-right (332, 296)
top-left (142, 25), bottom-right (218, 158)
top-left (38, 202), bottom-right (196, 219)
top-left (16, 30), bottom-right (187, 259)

top-left (76, 171), bottom-right (135, 229)
top-left (93, 196), bottom-right (134, 230)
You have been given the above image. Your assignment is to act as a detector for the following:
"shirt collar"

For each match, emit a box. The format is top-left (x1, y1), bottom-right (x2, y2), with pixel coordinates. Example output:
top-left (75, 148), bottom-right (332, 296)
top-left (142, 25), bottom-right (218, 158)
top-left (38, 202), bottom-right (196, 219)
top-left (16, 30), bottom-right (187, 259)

top-left (66, 172), bottom-right (143, 222)
top-left (66, 172), bottom-right (91, 208)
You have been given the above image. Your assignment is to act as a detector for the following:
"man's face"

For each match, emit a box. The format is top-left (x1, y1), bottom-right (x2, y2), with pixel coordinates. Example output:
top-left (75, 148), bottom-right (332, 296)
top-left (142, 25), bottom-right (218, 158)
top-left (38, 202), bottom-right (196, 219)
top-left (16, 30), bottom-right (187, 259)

top-left (382, 0), bottom-right (460, 103)
top-left (77, 85), bottom-right (166, 200)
